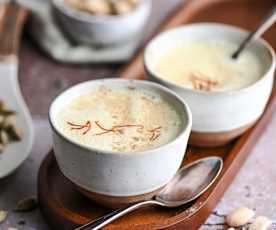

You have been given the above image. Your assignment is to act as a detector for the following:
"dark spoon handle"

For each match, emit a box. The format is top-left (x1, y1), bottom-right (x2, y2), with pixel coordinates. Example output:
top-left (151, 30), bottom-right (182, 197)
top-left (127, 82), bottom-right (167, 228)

top-left (232, 6), bottom-right (276, 59)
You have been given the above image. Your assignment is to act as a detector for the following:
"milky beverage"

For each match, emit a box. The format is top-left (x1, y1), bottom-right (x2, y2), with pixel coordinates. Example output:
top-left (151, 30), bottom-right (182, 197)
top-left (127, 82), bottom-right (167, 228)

top-left (154, 41), bottom-right (266, 91)
top-left (55, 86), bottom-right (182, 152)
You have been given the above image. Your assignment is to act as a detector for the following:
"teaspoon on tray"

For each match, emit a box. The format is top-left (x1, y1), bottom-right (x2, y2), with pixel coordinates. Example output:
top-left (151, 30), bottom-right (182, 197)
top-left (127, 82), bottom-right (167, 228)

top-left (75, 156), bottom-right (223, 230)
top-left (232, 6), bottom-right (276, 59)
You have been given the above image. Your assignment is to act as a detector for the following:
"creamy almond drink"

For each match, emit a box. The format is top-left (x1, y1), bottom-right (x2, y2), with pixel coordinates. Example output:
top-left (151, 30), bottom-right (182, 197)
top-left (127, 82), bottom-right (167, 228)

top-left (55, 86), bottom-right (182, 152)
top-left (154, 41), bottom-right (266, 91)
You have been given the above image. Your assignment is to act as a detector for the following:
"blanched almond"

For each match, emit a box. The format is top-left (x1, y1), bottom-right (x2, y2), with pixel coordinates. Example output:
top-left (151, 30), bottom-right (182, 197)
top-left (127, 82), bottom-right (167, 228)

top-left (113, 0), bottom-right (133, 14)
top-left (226, 207), bottom-right (255, 227)
top-left (249, 216), bottom-right (272, 230)
top-left (84, 0), bottom-right (112, 15)
top-left (127, 0), bottom-right (139, 6)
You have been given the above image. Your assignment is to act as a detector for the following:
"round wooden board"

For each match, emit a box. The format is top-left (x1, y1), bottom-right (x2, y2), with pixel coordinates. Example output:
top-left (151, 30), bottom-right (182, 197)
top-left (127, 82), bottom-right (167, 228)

top-left (38, 151), bottom-right (216, 230)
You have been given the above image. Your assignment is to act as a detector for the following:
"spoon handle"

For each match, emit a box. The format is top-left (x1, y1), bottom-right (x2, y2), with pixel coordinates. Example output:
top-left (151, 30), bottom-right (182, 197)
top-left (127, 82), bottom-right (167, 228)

top-left (0, 0), bottom-right (28, 56)
top-left (232, 6), bottom-right (276, 59)
top-left (74, 200), bottom-right (160, 230)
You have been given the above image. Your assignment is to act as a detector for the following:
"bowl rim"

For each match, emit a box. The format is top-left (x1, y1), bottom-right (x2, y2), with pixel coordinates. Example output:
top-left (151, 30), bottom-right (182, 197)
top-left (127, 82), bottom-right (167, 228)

top-left (51, 0), bottom-right (152, 24)
top-left (144, 22), bottom-right (276, 96)
top-left (49, 78), bottom-right (192, 156)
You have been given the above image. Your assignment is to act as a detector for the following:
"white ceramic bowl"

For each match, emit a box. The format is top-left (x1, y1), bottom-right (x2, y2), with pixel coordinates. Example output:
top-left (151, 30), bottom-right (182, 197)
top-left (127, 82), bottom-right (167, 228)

top-left (49, 79), bottom-right (192, 207)
top-left (51, 0), bottom-right (152, 46)
top-left (144, 23), bottom-right (275, 147)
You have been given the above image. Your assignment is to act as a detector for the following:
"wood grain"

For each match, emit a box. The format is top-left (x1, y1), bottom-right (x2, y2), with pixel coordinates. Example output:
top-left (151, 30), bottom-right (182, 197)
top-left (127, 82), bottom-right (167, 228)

top-left (0, 2), bottom-right (28, 56)
top-left (38, 0), bottom-right (276, 229)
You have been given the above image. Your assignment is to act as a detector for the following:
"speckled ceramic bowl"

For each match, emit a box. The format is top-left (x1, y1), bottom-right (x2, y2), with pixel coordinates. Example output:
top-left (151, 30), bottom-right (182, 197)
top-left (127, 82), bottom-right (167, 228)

top-left (144, 23), bottom-right (275, 147)
top-left (49, 79), bottom-right (192, 208)
top-left (51, 0), bottom-right (152, 46)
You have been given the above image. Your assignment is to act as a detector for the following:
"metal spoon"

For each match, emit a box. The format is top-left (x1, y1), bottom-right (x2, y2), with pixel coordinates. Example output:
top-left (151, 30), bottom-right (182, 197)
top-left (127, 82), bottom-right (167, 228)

top-left (75, 156), bottom-right (223, 230)
top-left (232, 6), bottom-right (276, 59)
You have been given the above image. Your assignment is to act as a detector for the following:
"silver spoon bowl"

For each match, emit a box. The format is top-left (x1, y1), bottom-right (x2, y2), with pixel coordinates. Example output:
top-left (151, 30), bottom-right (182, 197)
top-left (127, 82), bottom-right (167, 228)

top-left (75, 156), bottom-right (223, 230)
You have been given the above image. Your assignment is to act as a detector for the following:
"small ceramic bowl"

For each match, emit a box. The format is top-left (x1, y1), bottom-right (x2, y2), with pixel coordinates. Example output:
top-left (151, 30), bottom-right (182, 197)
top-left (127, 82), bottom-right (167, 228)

top-left (51, 0), bottom-right (152, 46)
top-left (49, 79), bottom-right (192, 208)
top-left (144, 23), bottom-right (275, 147)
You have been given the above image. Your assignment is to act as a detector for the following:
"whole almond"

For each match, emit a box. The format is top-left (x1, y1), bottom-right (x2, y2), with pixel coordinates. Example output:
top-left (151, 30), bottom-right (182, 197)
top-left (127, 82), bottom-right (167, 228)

top-left (249, 216), bottom-right (272, 230)
top-left (127, 0), bottom-right (139, 6)
top-left (113, 0), bottom-right (133, 14)
top-left (226, 207), bottom-right (255, 227)
top-left (85, 0), bottom-right (112, 15)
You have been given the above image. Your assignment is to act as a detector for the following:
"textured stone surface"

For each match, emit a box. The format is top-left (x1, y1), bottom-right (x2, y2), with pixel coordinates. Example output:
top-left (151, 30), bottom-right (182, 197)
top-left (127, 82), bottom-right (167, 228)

top-left (201, 111), bottom-right (276, 230)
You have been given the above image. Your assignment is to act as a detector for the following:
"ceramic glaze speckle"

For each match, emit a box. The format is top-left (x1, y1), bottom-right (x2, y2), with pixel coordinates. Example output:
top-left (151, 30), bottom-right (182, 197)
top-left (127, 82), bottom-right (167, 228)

top-left (55, 86), bottom-right (182, 152)
top-left (154, 41), bottom-right (267, 92)
top-left (145, 23), bottom-right (275, 135)
top-left (49, 79), bottom-right (192, 197)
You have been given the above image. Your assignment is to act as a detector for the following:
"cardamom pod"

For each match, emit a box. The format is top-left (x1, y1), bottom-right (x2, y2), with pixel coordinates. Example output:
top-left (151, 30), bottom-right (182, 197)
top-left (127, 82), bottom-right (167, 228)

top-left (0, 130), bottom-right (9, 146)
top-left (0, 110), bottom-right (16, 117)
top-left (6, 125), bottom-right (22, 141)
top-left (0, 115), bottom-right (4, 125)
top-left (0, 143), bottom-right (4, 153)
top-left (0, 100), bottom-right (22, 153)
top-left (14, 198), bottom-right (38, 212)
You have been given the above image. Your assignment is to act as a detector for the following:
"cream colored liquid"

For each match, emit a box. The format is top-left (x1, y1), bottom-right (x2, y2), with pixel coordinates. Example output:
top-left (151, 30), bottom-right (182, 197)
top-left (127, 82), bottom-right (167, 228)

top-left (154, 41), bottom-right (265, 91)
top-left (56, 86), bottom-right (182, 152)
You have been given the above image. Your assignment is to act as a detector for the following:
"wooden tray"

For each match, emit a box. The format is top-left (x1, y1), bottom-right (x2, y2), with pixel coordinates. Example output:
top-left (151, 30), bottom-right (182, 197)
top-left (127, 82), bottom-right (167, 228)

top-left (38, 0), bottom-right (276, 229)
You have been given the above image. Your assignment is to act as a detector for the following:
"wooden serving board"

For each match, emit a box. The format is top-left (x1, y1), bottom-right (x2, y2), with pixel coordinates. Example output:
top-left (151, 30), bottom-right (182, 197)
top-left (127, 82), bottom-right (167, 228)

top-left (38, 0), bottom-right (276, 229)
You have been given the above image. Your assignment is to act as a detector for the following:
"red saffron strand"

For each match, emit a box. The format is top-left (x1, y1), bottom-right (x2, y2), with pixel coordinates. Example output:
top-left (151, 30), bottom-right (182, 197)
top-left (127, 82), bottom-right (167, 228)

top-left (68, 120), bottom-right (162, 140)
top-left (148, 126), bottom-right (162, 141)
top-left (94, 121), bottom-right (145, 136)
top-left (67, 121), bottom-right (82, 127)
top-left (95, 131), bottom-right (112, 136)
top-left (95, 121), bottom-right (113, 132)
top-left (190, 74), bottom-right (218, 91)
top-left (67, 120), bottom-right (92, 135)
top-left (148, 126), bottom-right (161, 132)
top-left (113, 124), bottom-right (144, 129)
top-left (82, 121), bottom-right (91, 135)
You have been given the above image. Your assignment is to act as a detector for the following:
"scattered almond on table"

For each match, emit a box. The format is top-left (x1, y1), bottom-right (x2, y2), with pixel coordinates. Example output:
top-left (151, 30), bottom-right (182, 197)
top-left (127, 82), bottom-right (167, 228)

top-left (0, 100), bottom-right (23, 154)
top-left (249, 216), bottom-right (272, 230)
top-left (225, 206), bottom-right (272, 230)
top-left (226, 206), bottom-right (255, 227)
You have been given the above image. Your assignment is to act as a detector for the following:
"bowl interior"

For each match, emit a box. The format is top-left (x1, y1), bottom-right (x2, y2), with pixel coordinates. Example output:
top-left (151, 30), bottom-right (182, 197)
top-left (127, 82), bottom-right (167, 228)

top-left (49, 79), bottom-right (191, 154)
top-left (144, 23), bottom-right (274, 93)
top-left (52, 0), bottom-right (150, 23)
